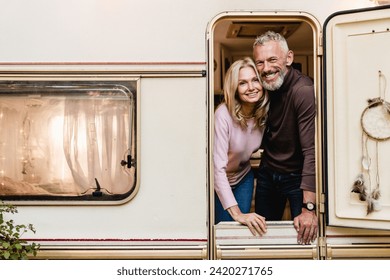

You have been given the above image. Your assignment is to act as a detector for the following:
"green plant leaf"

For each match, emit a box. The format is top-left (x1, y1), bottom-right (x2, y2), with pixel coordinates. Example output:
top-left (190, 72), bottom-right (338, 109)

top-left (1, 201), bottom-right (40, 260)
top-left (3, 251), bottom-right (10, 260)
top-left (1, 241), bottom-right (10, 248)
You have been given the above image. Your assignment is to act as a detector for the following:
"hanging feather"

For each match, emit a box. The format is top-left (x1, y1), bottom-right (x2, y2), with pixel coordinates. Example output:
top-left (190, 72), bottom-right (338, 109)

top-left (352, 174), bottom-right (368, 201)
top-left (371, 187), bottom-right (381, 200)
top-left (372, 200), bottom-right (382, 211)
top-left (351, 174), bottom-right (365, 193)
top-left (366, 197), bottom-right (374, 215)
top-left (359, 188), bottom-right (367, 202)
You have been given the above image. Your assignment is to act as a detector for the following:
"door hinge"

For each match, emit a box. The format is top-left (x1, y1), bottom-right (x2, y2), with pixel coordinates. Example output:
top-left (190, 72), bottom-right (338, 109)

top-left (318, 237), bottom-right (328, 259)
top-left (319, 193), bottom-right (326, 214)
top-left (318, 32), bottom-right (323, 56)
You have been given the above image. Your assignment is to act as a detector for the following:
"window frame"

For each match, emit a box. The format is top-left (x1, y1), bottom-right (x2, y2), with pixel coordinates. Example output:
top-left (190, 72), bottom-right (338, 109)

top-left (0, 74), bottom-right (139, 205)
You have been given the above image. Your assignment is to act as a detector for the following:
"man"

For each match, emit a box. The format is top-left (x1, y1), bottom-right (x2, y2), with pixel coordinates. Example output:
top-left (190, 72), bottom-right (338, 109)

top-left (253, 31), bottom-right (317, 244)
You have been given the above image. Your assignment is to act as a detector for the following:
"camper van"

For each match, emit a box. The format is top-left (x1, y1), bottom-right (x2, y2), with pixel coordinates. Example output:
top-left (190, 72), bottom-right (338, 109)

top-left (1, 0), bottom-right (390, 260)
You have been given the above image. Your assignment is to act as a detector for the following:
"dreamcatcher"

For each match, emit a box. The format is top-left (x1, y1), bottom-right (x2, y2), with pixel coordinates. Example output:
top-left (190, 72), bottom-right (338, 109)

top-left (352, 71), bottom-right (390, 215)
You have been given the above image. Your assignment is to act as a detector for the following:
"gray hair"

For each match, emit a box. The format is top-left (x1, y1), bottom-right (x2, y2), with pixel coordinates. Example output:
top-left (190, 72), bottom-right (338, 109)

top-left (253, 31), bottom-right (289, 53)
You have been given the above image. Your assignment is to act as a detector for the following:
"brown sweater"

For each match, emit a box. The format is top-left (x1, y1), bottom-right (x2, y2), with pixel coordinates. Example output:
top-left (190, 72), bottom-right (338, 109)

top-left (261, 67), bottom-right (316, 192)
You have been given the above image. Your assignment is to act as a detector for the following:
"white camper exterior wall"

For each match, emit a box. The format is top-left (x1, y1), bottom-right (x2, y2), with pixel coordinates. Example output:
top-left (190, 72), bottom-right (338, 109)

top-left (0, 0), bottom-right (375, 64)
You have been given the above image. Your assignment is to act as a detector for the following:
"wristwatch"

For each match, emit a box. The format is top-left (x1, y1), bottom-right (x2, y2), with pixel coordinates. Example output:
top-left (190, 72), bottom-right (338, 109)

top-left (302, 202), bottom-right (316, 211)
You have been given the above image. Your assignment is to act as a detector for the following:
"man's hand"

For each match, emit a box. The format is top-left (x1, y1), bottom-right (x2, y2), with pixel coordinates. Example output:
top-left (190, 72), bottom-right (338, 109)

top-left (293, 209), bottom-right (318, 244)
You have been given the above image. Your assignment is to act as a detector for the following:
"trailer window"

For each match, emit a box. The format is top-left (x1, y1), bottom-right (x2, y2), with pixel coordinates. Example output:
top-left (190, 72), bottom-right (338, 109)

top-left (0, 80), bottom-right (137, 202)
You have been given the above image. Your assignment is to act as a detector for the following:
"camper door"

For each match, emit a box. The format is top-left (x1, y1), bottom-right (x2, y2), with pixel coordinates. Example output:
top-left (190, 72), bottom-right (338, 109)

top-left (324, 5), bottom-right (390, 230)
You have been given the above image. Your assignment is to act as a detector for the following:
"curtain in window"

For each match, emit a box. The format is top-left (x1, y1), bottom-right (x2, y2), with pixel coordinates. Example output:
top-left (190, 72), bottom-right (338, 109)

top-left (63, 94), bottom-right (131, 194)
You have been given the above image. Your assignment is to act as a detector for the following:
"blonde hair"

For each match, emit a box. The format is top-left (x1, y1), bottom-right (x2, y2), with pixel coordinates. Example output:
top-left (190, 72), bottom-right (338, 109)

top-left (223, 57), bottom-right (269, 129)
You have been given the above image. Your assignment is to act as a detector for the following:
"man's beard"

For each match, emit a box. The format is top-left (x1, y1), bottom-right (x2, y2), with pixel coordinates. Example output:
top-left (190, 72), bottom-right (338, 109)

top-left (261, 68), bottom-right (286, 91)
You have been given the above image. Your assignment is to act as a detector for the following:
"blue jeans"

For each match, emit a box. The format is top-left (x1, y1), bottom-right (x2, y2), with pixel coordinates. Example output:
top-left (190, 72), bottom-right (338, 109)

top-left (215, 170), bottom-right (254, 224)
top-left (255, 164), bottom-right (303, 220)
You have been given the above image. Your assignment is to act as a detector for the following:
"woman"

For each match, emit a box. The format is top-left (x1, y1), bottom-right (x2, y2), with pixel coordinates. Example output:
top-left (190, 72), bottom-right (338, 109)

top-left (214, 57), bottom-right (268, 236)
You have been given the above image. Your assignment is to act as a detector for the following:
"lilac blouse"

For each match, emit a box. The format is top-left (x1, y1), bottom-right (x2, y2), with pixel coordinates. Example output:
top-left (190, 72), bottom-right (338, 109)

top-left (213, 104), bottom-right (264, 209)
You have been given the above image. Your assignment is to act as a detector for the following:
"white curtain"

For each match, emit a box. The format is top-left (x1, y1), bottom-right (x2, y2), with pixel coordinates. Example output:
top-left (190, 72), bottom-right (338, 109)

top-left (63, 95), bottom-right (131, 194)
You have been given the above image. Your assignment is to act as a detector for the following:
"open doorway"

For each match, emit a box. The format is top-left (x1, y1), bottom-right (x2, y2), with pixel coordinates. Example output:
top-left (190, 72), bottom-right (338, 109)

top-left (209, 12), bottom-right (320, 259)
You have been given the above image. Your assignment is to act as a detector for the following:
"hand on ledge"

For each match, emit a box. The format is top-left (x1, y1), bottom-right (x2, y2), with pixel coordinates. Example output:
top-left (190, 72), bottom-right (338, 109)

top-left (227, 205), bottom-right (267, 236)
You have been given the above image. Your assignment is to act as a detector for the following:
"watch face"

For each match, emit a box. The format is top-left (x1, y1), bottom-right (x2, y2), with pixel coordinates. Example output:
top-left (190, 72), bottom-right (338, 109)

top-left (306, 202), bottom-right (315, 210)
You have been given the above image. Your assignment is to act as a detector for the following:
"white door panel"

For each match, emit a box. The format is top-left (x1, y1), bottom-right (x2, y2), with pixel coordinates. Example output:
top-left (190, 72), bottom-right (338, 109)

top-left (325, 6), bottom-right (390, 230)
